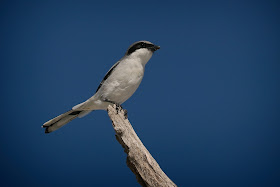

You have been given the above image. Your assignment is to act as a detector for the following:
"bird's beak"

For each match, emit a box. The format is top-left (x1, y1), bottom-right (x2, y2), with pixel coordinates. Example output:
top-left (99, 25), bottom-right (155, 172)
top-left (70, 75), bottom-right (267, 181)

top-left (154, 45), bottom-right (160, 50)
top-left (151, 45), bottom-right (160, 52)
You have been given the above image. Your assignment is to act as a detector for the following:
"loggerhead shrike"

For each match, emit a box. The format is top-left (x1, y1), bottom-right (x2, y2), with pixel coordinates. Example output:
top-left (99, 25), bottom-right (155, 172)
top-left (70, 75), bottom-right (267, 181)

top-left (42, 41), bottom-right (160, 133)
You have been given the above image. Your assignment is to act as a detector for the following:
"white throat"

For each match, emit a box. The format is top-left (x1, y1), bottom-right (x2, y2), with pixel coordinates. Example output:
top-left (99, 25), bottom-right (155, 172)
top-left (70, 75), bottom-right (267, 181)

top-left (128, 48), bottom-right (153, 66)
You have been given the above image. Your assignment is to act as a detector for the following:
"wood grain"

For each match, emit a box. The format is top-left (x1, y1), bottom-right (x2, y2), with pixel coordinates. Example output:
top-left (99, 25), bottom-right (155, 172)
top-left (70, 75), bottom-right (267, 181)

top-left (107, 105), bottom-right (177, 187)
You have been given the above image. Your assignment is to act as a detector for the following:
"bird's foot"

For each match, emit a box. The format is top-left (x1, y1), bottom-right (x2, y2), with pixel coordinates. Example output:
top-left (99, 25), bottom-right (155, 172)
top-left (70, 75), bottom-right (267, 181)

top-left (104, 99), bottom-right (122, 111)
top-left (123, 109), bottom-right (128, 119)
top-left (115, 103), bottom-right (122, 111)
top-left (114, 104), bottom-right (128, 119)
top-left (115, 104), bottom-right (128, 119)
top-left (104, 99), bottom-right (127, 118)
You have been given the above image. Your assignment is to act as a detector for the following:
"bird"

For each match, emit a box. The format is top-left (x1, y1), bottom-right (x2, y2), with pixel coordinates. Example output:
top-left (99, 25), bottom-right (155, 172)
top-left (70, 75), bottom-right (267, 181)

top-left (42, 40), bottom-right (160, 133)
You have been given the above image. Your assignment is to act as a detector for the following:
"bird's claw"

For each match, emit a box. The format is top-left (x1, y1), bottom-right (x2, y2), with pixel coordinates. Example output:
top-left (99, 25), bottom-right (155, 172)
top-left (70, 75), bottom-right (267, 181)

top-left (115, 104), bottom-right (128, 119)
top-left (123, 109), bottom-right (128, 119)
top-left (104, 99), bottom-right (127, 118)
top-left (115, 103), bottom-right (122, 110)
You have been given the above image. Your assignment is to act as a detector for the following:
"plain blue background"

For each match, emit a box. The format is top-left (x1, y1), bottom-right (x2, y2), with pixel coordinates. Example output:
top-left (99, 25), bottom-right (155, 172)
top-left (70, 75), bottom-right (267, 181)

top-left (1, 0), bottom-right (280, 186)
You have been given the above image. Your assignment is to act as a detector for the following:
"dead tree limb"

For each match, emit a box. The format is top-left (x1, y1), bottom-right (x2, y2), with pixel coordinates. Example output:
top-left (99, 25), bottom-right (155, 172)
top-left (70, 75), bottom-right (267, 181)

top-left (107, 105), bottom-right (177, 187)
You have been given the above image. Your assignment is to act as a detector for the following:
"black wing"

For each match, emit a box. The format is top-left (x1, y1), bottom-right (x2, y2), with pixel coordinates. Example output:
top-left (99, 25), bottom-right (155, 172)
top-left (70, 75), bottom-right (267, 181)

top-left (95, 61), bottom-right (121, 93)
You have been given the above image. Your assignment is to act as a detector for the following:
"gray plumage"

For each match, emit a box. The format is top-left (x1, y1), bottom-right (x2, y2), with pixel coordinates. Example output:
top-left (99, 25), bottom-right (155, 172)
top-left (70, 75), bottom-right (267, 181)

top-left (42, 41), bottom-right (160, 133)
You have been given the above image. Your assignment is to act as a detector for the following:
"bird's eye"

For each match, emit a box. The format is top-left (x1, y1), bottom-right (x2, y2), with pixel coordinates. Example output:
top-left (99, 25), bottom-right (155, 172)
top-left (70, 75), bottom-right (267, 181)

top-left (141, 43), bottom-right (145, 47)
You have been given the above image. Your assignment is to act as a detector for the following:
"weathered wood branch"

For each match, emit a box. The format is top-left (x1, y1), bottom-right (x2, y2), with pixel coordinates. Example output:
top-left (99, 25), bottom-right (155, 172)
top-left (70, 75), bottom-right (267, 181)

top-left (107, 105), bottom-right (177, 187)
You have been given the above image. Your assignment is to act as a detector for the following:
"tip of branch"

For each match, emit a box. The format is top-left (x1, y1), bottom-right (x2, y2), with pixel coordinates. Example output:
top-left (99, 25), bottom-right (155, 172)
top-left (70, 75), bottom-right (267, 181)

top-left (107, 104), bottom-right (118, 113)
top-left (107, 104), bottom-right (128, 119)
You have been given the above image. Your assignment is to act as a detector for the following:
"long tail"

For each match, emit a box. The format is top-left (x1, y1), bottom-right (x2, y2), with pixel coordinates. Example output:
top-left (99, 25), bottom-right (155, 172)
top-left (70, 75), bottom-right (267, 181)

top-left (42, 110), bottom-right (91, 133)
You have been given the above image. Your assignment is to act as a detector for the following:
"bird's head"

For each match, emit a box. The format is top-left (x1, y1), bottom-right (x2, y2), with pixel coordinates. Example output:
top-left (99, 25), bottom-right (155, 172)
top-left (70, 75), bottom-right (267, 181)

top-left (125, 41), bottom-right (160, 61)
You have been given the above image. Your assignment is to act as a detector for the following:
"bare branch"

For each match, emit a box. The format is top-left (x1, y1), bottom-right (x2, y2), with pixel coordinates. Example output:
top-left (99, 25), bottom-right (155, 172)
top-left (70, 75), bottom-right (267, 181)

top-left (107, 105), bottom-right (177, 187)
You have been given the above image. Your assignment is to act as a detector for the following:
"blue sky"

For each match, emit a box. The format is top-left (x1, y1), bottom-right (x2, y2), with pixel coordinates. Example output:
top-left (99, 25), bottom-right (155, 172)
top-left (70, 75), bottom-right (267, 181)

top-left (1, 0), bottom-right (280, 186)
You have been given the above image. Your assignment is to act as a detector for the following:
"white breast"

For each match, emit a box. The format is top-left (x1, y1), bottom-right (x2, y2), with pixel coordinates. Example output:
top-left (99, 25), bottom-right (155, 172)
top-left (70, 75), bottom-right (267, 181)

top-left (102, 57), bottom-right (145, 104)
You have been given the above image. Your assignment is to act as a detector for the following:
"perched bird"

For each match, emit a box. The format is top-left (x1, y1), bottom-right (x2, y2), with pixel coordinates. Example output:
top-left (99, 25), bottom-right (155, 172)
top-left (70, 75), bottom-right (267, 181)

top-left (42, 41), bottom-right (160, 133)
